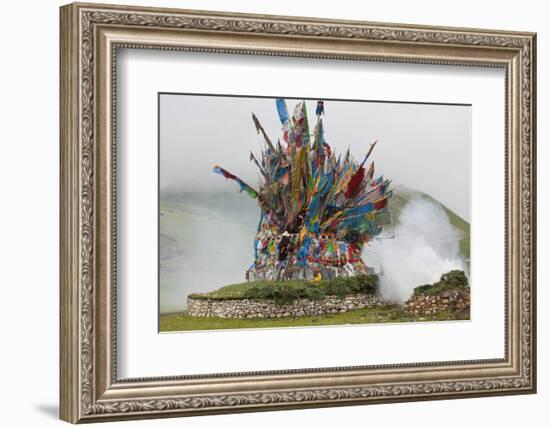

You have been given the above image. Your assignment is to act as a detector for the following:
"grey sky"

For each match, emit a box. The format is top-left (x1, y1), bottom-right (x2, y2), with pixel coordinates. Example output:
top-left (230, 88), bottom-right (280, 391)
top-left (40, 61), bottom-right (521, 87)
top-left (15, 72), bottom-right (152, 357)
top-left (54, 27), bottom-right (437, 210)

top-left (160, 94), bottom-right (471, 221)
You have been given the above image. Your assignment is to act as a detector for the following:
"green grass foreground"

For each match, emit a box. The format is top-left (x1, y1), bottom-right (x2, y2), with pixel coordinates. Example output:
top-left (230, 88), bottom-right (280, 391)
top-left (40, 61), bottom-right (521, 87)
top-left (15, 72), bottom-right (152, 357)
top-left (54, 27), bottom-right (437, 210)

top-left (413, 270), bottom-right (470, 296)
top-left (159, 305), bottom-right (470, 332)
top-left (188, 275), bottom-right (377, 306)
top-left (188, 279), bottom-right (303, 299)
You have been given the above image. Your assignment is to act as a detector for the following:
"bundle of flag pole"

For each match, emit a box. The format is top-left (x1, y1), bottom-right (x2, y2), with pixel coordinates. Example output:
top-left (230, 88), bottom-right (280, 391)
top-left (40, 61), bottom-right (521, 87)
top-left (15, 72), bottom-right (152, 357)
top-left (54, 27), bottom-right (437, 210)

top-left (213, 99), bottom-right (392, 281)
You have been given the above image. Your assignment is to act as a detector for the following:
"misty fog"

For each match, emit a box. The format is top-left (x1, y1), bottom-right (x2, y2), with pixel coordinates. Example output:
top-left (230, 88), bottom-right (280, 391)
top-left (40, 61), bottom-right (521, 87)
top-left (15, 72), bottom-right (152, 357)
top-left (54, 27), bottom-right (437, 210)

top-left (364, 197), bottom-right (467, 302)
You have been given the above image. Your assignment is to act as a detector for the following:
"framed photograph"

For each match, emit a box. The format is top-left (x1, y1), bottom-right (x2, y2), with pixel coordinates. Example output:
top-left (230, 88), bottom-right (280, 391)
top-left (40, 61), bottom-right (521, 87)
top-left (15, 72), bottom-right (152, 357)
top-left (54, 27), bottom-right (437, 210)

top-left (60, 2), bottom-right (537, 423)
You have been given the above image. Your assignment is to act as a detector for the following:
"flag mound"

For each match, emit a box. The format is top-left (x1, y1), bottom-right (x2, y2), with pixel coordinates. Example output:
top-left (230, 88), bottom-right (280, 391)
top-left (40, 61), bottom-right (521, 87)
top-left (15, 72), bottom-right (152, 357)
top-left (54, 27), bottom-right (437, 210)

top-left (213, 99), bottom-right (392, 281)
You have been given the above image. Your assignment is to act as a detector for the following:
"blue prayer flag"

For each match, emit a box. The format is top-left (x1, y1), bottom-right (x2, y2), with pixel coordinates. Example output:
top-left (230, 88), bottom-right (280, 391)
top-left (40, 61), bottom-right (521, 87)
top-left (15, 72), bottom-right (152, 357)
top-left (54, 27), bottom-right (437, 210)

top-left (276, 99), bottom-right (289, 125)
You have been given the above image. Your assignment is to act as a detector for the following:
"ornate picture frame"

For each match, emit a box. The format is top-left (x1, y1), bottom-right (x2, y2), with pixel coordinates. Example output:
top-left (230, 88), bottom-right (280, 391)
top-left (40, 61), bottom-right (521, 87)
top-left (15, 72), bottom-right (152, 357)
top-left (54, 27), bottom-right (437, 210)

top-left (60, 2), bottom-right (536, 423)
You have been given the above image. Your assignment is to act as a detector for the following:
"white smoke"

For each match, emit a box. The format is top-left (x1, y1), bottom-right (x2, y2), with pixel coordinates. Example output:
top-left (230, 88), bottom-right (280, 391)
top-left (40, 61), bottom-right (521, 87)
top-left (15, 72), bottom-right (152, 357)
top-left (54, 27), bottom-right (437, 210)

top-left (364, 196), bottom-right (466, 303)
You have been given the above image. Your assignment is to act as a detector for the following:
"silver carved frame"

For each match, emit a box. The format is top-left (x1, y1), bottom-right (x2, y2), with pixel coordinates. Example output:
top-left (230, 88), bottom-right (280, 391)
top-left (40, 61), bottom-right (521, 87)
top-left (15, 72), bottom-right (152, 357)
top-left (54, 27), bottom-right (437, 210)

top-left (59, 2), bottom-right (537, 423)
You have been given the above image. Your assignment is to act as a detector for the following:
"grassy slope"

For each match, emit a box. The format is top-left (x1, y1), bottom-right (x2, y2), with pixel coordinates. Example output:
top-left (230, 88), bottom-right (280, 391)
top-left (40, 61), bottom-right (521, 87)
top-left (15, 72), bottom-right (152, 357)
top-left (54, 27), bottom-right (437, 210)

top-left (159, 200), bottom-right (258, 313)
top-left (160, 305), bottom-right (469, 332)
top-left (189, 280), bottom-right (305, 299)
top-left (391, 188), bottom-right (470, 260)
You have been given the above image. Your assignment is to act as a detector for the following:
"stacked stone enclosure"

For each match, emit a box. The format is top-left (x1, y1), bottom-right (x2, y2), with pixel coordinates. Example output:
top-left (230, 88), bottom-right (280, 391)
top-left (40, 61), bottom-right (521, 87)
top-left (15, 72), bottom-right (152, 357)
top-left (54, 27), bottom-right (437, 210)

top-left (405, 287), bottom-right (470, 315)
top-left (186, 270), bottom-right (470, 319)
top-left (187, 293), bottom-right (380, 319)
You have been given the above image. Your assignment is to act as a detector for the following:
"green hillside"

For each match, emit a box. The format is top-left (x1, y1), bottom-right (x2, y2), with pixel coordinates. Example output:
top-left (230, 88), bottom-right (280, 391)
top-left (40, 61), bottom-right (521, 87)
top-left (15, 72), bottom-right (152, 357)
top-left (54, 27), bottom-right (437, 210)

top-left (390, 188), bottom-right (470, 260)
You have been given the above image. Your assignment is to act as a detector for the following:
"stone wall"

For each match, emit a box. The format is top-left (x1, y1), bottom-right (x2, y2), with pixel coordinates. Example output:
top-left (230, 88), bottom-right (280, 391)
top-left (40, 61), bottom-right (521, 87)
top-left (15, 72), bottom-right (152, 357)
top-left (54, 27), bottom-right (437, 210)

top-left (405, 288), bottom-right (470, 315)
top-left (187, 293), bottom-right (380, 319)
